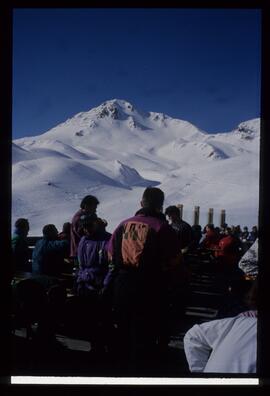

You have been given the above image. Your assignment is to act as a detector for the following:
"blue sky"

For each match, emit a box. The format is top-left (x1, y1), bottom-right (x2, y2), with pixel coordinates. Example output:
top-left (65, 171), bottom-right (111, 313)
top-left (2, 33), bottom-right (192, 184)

top-left (12, 8), bottom-right (261, 139)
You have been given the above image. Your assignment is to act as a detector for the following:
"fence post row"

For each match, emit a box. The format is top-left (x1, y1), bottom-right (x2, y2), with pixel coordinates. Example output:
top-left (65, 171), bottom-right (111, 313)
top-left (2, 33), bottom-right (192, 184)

top-left (176, 205), bottom-right (226, 227)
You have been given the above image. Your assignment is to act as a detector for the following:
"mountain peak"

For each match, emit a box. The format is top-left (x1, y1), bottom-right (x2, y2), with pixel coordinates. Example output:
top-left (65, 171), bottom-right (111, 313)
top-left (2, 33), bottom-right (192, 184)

top-left (104, 98), bottom-right (134, 109)
top-left (90, 99), bottom-right (135, 120)
top-left (234, 118), bottom-right (260, 140)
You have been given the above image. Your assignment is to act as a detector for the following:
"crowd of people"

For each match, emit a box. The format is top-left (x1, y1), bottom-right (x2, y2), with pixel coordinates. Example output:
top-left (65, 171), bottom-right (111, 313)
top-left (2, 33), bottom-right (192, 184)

top-left (11, 188), bottom-right (259, 374)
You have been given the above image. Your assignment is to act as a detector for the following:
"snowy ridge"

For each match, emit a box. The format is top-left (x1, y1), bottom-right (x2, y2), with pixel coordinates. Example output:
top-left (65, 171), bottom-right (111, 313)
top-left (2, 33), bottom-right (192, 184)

top-left (12, 99), bottom-right (260, 234)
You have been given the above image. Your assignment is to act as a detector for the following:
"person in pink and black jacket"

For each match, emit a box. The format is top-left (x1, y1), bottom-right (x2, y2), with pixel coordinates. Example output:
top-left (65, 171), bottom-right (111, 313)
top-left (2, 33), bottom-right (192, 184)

top-left (107, 187), bottom-right (182, 374)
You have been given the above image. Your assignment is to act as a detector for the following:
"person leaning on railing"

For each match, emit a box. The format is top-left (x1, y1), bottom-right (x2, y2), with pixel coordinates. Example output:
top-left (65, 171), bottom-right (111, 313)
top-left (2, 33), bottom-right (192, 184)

top-left (32, 224), bottom-right (69, 278)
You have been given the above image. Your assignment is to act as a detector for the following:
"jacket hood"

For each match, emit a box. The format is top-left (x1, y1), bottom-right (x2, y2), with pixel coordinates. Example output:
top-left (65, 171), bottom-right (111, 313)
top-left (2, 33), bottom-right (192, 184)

top-left (135, 207), bottom-right (167, 222)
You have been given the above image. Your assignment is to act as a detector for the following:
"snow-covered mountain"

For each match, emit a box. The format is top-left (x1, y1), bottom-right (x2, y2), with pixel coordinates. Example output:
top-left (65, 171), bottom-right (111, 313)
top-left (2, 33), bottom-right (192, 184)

top-left (12, 99), bottom-right (260, 235)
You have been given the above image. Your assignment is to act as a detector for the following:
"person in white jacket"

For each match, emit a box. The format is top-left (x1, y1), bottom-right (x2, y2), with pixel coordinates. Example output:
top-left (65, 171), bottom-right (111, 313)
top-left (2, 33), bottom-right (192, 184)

top-left (184, 280), bottom-right (257, 373)
top-left (184, 313), bottom-right (257, 373)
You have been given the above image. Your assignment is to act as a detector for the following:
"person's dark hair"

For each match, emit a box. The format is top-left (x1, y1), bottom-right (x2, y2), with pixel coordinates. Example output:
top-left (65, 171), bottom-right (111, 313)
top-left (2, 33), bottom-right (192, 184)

top-left (165, 205), bottom-right (181, 217)
top-left (62, 222), bottom-right (71, 234)
top-left (15, 218), bottom-right (29, 230)
top-left (80, 213), bottom-right (98, 229)
top-left (80, 195), bottom-right (99, 210)
top-left (81, 215), bottom-right (101, 236)
top-left (206, 224), bottom-right (215, 230)
top-left (141, 187), bottom-right (164, 210)
top-left (42, 224), bottom-right (58, 239)
top-left (96, 218), bottom-right (108, 231)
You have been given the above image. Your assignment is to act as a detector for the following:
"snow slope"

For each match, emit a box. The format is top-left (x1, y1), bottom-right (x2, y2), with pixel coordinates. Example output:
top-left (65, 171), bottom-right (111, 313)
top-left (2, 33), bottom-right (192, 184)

top-left (12, 99), bottom-right (260, 235)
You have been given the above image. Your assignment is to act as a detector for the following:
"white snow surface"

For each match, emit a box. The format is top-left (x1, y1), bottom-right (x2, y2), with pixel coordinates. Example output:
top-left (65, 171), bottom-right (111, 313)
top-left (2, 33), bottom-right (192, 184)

top-left (12, 99), bottom-right (260, 235)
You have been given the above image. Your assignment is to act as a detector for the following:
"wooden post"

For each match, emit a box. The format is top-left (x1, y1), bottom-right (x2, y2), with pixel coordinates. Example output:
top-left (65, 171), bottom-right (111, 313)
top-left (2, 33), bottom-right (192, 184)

top-left (193, 206), bottom-right (200, 226)
top-left (220, 209), bottom-right (226, 227)
top-left (208, 208), bottom-right (214, 225)
top-left (176, 204), bottom-right (183, 219)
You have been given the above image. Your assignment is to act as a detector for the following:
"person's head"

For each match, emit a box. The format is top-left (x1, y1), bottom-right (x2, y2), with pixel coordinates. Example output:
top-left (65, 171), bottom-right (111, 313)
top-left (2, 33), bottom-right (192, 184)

top-left (252, 226), bottom-right (258, 233)
top-left (225, 227), bottom-right (232, 236)
top-left (14, 218), bottom-right (29, 236)
top-left (141, 187), bottom-right (164, 212)
top-left (243, 226), bottom-right (248, 232)
top-left (80, 195), bottom-right (99, 214)
top-left (80, 213), bottom-right (99, 236)
top-left (165, 205), bottom-right (181, 223)
top-left (42, 224), bottom-right (59, 240)
top-left (206, 224), bottom-right (214, 232)
top-left (62, 222), bottom-right (71, 234)
top-left (96, 218), bottom-right (108, 232)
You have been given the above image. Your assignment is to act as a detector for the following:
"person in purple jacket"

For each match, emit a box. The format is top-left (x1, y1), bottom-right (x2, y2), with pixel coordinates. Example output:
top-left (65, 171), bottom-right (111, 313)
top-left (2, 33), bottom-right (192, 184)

top-left (70, 195), bottom-right (100, 259)
top-left (76, 214), bottom-right (112, 353)
top-left (107, 187), bottom-right (181, 374)
top-left (76, 215), bottom-right (111, 296)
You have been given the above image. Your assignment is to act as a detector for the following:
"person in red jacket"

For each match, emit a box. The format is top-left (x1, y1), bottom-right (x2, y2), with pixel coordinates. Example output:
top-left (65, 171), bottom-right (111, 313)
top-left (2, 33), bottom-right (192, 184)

top-left (199, 224), bottom-right (220, 250)
top-left (215, 227), bottom-right (242, 291)
top-left (215, 227), bottom-right (241, 266)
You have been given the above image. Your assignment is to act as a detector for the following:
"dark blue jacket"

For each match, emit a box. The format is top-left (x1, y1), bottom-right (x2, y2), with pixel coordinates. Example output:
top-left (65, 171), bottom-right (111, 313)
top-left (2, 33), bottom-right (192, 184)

top-left (32, 237), bottom-right (69, 277)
